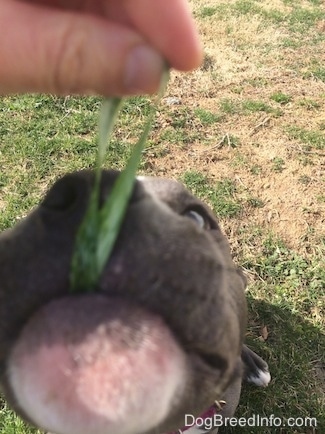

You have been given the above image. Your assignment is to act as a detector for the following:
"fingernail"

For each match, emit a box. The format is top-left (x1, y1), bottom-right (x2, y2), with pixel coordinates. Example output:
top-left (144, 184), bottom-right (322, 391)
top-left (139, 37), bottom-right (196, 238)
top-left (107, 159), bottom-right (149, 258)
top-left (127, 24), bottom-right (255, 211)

top-left (125, 45), bottom-right (164, 94)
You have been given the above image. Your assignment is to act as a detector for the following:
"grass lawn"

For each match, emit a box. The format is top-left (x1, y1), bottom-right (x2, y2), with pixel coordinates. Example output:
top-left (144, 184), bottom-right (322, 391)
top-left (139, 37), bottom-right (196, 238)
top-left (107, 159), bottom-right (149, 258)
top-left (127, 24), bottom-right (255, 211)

top-left (0, 0), bottom-right (324, 433)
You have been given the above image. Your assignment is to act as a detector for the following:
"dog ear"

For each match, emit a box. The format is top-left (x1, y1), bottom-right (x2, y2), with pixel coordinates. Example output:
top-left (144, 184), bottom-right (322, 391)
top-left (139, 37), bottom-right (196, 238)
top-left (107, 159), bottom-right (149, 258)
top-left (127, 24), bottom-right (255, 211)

top-left (242, 345), bottom-right (271, 387)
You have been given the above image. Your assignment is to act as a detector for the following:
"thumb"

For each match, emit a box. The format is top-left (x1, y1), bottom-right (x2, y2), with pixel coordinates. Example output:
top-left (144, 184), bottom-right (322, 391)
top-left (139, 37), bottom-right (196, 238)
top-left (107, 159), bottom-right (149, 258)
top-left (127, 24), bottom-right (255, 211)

top-left (0, 1), bottom-right (165, 96)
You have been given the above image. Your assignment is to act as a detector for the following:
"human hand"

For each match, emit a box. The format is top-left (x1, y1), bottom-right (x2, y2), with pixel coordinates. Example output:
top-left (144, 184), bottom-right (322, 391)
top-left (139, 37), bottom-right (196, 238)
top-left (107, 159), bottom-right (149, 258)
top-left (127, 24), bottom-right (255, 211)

top-left (0, 0), bottom-right (202, 96)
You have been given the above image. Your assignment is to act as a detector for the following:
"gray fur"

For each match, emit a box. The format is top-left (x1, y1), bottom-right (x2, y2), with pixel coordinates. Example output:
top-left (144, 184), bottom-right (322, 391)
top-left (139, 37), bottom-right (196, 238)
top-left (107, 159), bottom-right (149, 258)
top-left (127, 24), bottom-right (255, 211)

top-left (0, 170), bottom-right (269, 433)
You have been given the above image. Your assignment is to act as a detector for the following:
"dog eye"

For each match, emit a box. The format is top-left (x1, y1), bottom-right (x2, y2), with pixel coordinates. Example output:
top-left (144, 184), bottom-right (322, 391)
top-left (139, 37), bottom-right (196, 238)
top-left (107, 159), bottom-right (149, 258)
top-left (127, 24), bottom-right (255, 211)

top-left (184, 209), bottom-right (210, 229)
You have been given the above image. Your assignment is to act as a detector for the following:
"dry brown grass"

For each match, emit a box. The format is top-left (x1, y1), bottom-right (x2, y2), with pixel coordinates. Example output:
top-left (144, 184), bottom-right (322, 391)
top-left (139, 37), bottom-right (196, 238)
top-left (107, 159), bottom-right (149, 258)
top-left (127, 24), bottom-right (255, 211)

top-left (146, 0), bottom-right (325, 253)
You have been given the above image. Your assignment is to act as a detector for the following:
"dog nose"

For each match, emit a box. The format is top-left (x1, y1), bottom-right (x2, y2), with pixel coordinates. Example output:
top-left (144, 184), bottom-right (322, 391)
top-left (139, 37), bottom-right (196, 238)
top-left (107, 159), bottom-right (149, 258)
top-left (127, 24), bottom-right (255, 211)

top-left (41, 170), bottom-right (147, 214)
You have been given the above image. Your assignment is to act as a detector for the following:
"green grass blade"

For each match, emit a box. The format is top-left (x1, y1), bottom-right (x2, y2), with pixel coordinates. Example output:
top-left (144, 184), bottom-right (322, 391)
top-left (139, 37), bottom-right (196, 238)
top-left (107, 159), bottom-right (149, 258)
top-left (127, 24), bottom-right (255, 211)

top-left (97, 68), bottom-right (170, 273)
top-left (97, 97), bottom-right (123, 168)
top-left (69, 97), bottom-right (123, 292)
top-left (96, 111), bottom-right (154, 271)
top-left (70, 67), bottom-right (169, 293)
top-left (69, 187), bottom-right (100, 292)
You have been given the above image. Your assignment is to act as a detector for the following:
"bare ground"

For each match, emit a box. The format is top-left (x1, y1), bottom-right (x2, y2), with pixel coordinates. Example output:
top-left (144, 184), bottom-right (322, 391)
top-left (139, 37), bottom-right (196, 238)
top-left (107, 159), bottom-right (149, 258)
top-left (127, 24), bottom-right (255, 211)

top-left (146, 0), bottom-right (325, 254)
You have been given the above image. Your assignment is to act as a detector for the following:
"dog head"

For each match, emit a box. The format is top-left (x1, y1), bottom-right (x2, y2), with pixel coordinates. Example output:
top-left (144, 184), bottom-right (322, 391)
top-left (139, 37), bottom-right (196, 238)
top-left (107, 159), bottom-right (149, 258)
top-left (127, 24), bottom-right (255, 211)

top-left (0, 170), bottom-right (247, 434)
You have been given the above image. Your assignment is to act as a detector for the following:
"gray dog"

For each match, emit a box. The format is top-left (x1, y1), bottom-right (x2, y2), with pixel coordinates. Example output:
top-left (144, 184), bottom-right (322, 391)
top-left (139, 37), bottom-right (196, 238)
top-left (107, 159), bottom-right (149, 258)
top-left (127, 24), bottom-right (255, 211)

top-left (0, 170), bottom-right (270, 434)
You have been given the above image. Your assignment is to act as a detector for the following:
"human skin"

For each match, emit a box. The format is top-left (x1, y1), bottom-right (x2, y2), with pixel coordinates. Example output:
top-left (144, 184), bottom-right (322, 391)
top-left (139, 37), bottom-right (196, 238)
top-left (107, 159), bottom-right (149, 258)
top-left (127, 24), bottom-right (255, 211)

top-left (0, 0), bottom-right (203, 96)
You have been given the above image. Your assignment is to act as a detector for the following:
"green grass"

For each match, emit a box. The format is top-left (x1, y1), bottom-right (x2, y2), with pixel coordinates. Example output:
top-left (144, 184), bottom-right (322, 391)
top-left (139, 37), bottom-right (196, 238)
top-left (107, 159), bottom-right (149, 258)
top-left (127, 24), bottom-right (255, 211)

top-left (242, 100), bottom-right (275, 114)
top-left (194, 108), bottom-right (223, 124)
top-left (270, 92), bottom-right (292, 105)
top-left (197, 0), bottom-right (325, 31)
top-left (0, 398), bottom-right (42, 434)
top-left (309, 66), bottom-right (325, 83)
top-left (245, 236), bottom-right (325, 300)
top-left (218, 98), bottom-right (281, 117)
top-left (197, 6), bottom-right (219, 18)
top-left (288, 7), bottom-right (325, 32)
top-left (286, 126), bottom-right (325, 150)
top-left (234, 236), bottom-right (325, 432)
top-left (182, 171), bottom-right (243, 218)
top-left (271, 157), bottom-right (286, 173)
top-left (237, 295), bottom-right (324, 433)
top-left (298, 98), bottom-right (321, 110)
top-left (219, 98), bottom-right (239, 115)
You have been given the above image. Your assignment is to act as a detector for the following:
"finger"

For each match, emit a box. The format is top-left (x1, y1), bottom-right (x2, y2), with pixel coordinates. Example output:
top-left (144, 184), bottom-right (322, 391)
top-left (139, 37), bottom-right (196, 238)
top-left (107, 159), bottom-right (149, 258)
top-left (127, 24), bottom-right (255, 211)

top-left (0, 1), bottom-right (165, 96)
top-left (124, 0), bottom-right (203, 71)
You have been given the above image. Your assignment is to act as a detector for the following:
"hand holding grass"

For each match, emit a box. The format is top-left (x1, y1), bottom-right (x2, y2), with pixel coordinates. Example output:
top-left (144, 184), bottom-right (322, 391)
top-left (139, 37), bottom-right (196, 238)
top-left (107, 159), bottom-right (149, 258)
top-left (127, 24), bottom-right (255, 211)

top-left (0, 0), bottom-right (202, 96)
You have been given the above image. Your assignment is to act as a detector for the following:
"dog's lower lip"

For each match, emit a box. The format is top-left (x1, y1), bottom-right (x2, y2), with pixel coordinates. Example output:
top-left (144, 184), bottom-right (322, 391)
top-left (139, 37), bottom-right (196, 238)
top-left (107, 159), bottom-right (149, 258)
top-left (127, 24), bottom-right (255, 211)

top-left (7, 295), bottom-right (187, 434)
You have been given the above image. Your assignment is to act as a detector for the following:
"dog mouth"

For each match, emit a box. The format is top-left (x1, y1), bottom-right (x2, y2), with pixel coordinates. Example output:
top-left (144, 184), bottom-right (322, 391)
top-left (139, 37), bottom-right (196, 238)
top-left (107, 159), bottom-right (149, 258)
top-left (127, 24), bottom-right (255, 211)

top-left (7, 295), bottom-right (188, 434)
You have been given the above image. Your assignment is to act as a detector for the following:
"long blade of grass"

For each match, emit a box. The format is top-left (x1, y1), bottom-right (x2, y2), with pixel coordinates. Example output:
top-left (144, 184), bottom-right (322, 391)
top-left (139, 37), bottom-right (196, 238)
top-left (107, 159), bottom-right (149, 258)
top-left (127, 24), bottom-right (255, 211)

top-left (70, 67), bottom-right (169, 293)
top-left (69, 187), bottom-right (100, 292)
top-left (96, 107), bottom-right (155, 271)
top-left (97, 97), bottom-right (123, 169)
top-left (70, 97), bottom-right (123, 292)
top-left (97, 67), bottom-right (170, 272)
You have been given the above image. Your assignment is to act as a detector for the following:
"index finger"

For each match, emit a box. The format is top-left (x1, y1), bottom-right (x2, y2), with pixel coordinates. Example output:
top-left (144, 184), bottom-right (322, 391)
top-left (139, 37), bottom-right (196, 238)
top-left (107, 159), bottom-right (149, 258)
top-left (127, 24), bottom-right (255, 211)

top-left (124, 0), bottom-right (203, 71)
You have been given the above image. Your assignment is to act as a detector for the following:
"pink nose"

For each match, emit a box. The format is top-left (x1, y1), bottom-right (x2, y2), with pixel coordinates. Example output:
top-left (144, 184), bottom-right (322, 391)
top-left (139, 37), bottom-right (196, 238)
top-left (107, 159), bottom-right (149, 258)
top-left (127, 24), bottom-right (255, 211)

top-left (8, 295), bottom-right (187, 434)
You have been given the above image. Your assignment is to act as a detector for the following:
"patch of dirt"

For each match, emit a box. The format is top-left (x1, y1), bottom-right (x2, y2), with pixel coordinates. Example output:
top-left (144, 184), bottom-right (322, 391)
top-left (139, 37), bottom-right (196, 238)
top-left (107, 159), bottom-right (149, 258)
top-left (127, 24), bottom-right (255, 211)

top-left (146, 0), bottom-right (325, 253)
